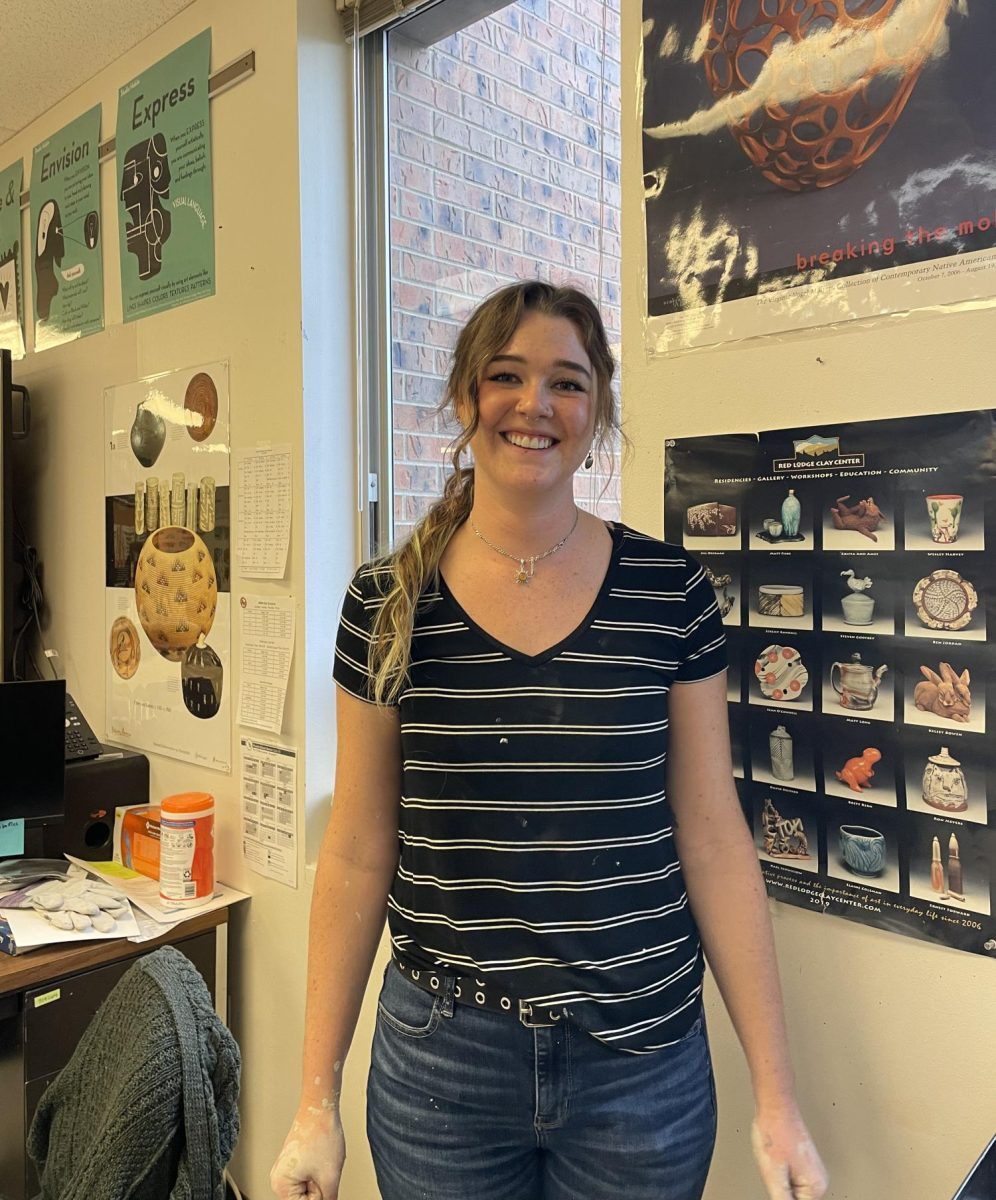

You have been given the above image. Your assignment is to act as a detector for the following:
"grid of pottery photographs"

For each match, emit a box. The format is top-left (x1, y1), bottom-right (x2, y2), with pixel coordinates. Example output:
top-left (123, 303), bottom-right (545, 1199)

top-left (679, 480), bottom-right (994, 925)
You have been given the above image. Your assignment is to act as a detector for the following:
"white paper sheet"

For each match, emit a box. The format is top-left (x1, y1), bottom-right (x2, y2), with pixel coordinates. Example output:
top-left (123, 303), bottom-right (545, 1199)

top-left (236, 593), bottom-right (295, 733)
top-left (240, 737), bottom-right (298, 887)
top-left (64, 855), bottom-right (249, 925)
top-left (0, 899), bottom-right (141, 949)
top-left (234, 444), bottom-right (292, 578)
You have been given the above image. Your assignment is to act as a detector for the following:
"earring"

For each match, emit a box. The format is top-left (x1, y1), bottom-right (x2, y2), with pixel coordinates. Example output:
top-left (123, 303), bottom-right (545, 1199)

top-left (584, 447), bottom-right (594, 470)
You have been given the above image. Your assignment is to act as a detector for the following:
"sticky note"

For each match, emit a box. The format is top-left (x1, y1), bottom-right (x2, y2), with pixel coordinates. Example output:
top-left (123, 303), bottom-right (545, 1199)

top-left (93, 861), bottom-right (141, 879)
top-left (0, 819), bottom-right (25, 856)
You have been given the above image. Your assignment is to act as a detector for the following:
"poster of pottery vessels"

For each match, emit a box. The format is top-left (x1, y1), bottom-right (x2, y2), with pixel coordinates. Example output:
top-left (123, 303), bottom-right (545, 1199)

top-left (104, 362), bottom-right (231, 771)
top-left (665, 409), bottom-right (996, 954)
top-left (640, 2), bottom-right (996, 352)
top-left (904, 490), bottom-right (986, 550)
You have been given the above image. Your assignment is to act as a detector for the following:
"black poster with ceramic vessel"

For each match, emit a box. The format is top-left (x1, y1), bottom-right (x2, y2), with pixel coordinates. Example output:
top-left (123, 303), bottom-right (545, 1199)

top-left (664, 411), bottom-right (996, 956)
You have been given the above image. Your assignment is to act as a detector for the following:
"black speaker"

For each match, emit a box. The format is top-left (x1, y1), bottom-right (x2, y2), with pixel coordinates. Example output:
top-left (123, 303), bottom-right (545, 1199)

top-left (62, 745), bottom-right (150, 860)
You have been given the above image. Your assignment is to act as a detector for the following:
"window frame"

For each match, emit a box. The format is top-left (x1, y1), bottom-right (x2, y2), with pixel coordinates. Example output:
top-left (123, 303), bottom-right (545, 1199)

top-left (356, 28), bottom-right (395, 559)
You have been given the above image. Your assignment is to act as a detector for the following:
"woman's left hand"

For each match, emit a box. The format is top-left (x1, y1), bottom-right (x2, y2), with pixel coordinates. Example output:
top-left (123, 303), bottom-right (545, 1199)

top-left (751, 1107), bottom-right (828, 1200)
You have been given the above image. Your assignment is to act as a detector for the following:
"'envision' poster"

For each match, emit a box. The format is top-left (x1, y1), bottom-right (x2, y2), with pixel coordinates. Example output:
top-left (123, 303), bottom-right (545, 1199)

top-left (30, 106), bottom-right (104, 352)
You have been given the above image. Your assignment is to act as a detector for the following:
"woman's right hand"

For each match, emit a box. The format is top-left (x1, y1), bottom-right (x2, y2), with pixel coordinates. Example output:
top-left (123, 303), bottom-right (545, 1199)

top-left (270, 1102), bottom-right (346, 1200)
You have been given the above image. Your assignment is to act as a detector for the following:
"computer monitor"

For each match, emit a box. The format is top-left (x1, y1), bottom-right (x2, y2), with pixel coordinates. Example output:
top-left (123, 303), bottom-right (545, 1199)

top-left (1, 347), bottom-right (30, 682)
top-left (0, 678), bottom-right (65, 820)
top-left (1, 349), bottom-right (13, 680)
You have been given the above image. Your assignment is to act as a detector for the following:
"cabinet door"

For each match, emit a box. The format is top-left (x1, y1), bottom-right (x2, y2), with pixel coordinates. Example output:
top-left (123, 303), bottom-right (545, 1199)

top-left (23, 931), bottom-right (216, 1081)
top-left (19, 931), bottom-right (217, 1200)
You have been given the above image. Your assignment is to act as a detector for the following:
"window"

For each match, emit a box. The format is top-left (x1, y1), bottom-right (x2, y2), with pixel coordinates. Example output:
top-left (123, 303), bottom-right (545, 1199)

top-left (356, 0), bottom-right (622, 553)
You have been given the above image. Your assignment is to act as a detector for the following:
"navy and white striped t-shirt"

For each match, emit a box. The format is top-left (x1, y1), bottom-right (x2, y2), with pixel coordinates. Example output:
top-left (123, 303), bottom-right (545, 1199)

top-left (333, 523), bottom-right (727, 1054)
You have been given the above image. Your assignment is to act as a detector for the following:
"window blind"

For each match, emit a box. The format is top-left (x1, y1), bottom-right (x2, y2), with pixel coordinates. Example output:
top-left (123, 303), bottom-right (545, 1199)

top-left (337, 0), bottom-right (510, 41)
top-left (337, 0), bottom-right (437, 40)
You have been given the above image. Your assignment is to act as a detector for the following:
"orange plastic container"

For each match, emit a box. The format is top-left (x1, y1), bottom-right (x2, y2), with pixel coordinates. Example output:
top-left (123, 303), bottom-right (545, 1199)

top-left (159, 791), bottom-right (215, 907)
top-left (116, 805), bottom-right (162, 880)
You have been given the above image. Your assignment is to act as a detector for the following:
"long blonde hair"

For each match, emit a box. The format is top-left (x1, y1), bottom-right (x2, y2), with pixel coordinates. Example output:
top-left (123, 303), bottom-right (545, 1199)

top-left (369, 280), bottom-right (620, 705)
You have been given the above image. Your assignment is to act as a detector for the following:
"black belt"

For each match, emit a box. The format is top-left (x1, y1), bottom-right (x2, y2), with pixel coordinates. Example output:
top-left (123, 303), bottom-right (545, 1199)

top-left (392, 954), bottom-right (569, 1029)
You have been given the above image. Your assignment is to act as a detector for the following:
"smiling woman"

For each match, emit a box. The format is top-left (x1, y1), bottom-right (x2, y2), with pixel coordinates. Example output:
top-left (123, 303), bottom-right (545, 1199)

top-left (271, 281), bottom-right (828, 1200)
top-left (466, 313), bottom-right (598, 501)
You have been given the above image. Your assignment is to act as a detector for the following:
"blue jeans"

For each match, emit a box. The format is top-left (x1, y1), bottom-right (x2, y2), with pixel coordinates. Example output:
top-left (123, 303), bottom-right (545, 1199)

top-left (367, 961), bottom-right (717, 1200)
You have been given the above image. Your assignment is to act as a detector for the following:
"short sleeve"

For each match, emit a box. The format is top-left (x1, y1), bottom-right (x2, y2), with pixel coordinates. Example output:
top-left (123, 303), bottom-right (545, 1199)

top-left (332, 565), bottom-right (386, 704)
top-left (673, 553), bottom-right (728, 683)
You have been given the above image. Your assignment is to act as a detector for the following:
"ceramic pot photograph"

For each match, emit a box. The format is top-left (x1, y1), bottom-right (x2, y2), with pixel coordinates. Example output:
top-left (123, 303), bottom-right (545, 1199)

top-left (753, 643), bottom-right (809, 704)
top-left (911, 568), bottom-right (980, 636)
top-left (831, 653), bottom-right (887, 711)
top-left (841, 590), bottom-right (875, 625)
top-left (822, 563), bottom-right (894, 636)
top-left (699, 0), bottom-right (943, 193)
top-left (904, 488), bottom-right (985, 551)
top-left (134, 526), bottom-right (218, 661)
top-left (839, 825), bottom-right (886, 877)
top-left (780, 488), bottom-right (801, 537)
top-left (921, 746), bottom-right (968, 813)
top-left (129, 401), bottom-right (166, 468)
top-left (758, 584), bottom-right (804, 619)
top-left (769, 724), bottom-right (794, 781)
top-left (926, 494), bottom-right (963, 544)
top-left (182, 636), bottom-right (224, 719)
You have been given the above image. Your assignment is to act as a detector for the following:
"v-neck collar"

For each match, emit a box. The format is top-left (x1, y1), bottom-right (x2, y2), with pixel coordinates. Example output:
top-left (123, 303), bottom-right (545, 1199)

top-left (436, 521), bottom-right (624, 665)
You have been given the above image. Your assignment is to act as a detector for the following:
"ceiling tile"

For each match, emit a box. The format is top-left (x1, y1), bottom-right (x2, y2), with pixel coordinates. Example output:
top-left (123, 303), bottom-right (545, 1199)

top-left (0, 0), bottom-right (197, 151)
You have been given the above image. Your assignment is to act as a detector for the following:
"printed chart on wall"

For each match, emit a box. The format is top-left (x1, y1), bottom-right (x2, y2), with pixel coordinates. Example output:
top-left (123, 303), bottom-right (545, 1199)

top-left (116, 29), bottom-right (215, 321)
top-left (104, 362), bottom-right (231, 772)
top-left (665, 411), bottom-right (996, 956)
top-left (641, 2), bottom-right (996, 352)
top-left (30, 106), bottom-right (104, 352)
top-left (0, 161), bottom-right (25, 359)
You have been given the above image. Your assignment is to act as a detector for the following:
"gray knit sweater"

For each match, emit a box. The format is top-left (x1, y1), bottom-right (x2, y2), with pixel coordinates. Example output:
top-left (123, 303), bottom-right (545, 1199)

top-left (27, 944), bottom-right (240, 1200)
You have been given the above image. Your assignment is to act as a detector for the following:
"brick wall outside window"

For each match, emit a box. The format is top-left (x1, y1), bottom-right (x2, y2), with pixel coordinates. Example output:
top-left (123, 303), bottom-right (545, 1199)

top-left (389, 0), bottom-right (622, 543)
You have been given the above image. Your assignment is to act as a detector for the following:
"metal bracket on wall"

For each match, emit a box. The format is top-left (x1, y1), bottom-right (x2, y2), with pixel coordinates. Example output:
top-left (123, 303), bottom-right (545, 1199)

top-left (18, 50), bottom-right (256, 210)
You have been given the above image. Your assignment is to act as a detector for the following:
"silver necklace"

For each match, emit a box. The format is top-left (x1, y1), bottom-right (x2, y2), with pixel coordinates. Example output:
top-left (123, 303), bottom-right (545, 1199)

top-left (470, 509), bottom-right (580, 585)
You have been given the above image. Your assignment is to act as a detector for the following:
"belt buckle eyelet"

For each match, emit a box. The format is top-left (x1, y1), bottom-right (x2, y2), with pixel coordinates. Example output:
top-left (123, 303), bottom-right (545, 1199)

top-left (518, 1000), bottom-right (560, 1028)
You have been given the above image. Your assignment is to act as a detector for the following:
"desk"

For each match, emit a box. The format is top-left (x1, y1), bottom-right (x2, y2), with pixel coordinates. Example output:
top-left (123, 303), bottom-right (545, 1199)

top-left (0, 908), bottom-right (228, 1200)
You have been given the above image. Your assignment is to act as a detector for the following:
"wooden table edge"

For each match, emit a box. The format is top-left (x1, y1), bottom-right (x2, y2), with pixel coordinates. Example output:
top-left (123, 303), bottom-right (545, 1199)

top-left (0, 906), bottom-right (230, 997)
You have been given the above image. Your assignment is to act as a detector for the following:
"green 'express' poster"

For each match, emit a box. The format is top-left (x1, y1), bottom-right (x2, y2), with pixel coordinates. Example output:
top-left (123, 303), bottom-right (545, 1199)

top-left (30, 106), bottom-right (104, 352)
top-left (116, 29), bottom-right (215, 322)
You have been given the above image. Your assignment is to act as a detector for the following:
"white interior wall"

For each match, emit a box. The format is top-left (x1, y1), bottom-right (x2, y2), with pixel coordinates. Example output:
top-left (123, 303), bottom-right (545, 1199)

top-left (6, 1), bottom-right (365, 1195)
top-left (620, 8), bottom-right (996, 1200)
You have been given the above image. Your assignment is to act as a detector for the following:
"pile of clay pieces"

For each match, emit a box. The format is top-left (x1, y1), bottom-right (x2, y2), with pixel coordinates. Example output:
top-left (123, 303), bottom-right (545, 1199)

top-left (27, 877), bottom-right (130, 933)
